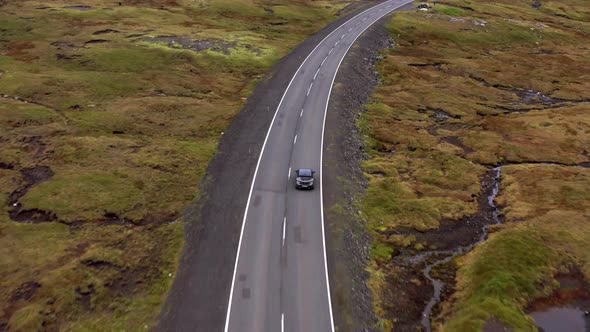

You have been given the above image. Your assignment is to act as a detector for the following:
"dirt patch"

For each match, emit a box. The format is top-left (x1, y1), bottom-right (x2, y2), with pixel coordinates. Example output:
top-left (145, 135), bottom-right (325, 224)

top-left (8, 166), bottom-right (55, 223)
top-left (2, 281), bottom-right (44, 330)
top-left (418, 106), bottom-right (461, 120)
top-left (0, 162), bottom-right (14, 170)
top-left (1, 94), bottom-right (62, 116)
top-left (141, 36), bottom-right (252, 55)
top-left (84, 39), bottom-right (109, 46)
top-left (441, 136), bottom-right (475, 155)
top-left (93, 29), bottom-right (119, 35)
top-left (483, 317), bottom-right (513, 332)
top-left (75, 284), bottom-right (95, 311)
top-left (3, 41), bottom-right (38, 62)
top-left (63, 5), bottom-right (92, 11)
top-left (50, 41), bottom-right (82, 50)
top-left (56, 53), bottom-right (82, 61)
top-left (11, 281), bottom-right (41, 302)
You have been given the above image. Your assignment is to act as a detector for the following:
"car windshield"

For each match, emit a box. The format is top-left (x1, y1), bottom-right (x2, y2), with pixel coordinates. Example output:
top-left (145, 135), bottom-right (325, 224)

top-left (299, 169), bottom-right (312, 177)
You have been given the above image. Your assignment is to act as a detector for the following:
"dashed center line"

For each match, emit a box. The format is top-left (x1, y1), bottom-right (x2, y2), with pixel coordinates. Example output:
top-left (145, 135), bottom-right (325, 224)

top-left (348, 27), bottom-right (353, 32)
top-left (282, 218), bottom-right (286, 246)
top-left (300, 108), bottom-right (304, 117)
top-left (293, 134), bottom-right (298, 144)
top-left (362, 17), bottom-right (367, 21)
top-left (321, 56), bottom-right (328, 66)
top-left (281, 313), bottom-right (285, 332)
top-left (314, 68), bottom-right (320, 80)
top-left (307, 82), bottom-right (313, 96)
top-left (328, 48), bottom-right (334, 55)
top-left (288, 167), bottom-right (291, 179)
top-left (335, 40), bottom-right (340, 46)
top-left (340, 33), bottom-right (346, 40)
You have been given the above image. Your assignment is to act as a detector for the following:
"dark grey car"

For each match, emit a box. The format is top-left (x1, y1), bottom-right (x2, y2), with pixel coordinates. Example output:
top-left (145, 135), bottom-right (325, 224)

top-left (295, 168), bottom-right (315, 190)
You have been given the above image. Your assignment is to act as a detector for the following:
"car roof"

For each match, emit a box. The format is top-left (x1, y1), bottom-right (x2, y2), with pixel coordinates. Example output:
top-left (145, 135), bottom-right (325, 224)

top-left (298, 168), bottom-right (313, 176)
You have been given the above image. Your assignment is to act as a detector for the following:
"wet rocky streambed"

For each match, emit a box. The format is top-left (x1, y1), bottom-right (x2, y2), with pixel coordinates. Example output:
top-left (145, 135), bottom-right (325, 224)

top-left (418, 167), bottom-right (502, 332)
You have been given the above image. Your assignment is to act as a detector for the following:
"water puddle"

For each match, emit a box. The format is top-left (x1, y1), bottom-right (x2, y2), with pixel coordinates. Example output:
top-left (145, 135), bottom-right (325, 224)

top-left (528, 270), bottom-right (590, 332)
top-left (531, 306), bottom-right (589, 332)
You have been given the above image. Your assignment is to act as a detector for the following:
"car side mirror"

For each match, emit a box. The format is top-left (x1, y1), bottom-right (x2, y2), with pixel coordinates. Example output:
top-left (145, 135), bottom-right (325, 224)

top-left (312, 171), bottom-right (316, 174)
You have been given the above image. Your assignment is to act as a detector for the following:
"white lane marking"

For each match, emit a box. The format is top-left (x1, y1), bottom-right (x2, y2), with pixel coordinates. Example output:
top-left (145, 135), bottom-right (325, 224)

top-left (314, 67), bottom-right (320, 80)
top-left (321, 56), bottom-right (328, 66)
top-left (300, 108), bottom-right (304, 117)
top-left (281, 313), bottom-right (285, 332)
top-left (334, 40), bottom-right (340, 46)
top-left (307, 82), bottom-right (313, 96)
top-left (282, 218), bottom-right (286, 246)
top-left (328, 48), bottom-right (334, 55)
top-left (293, 135), bottom-right (298, 144)
top-left (362, 17), bottom-right (367, 21)
top-left (224, 1), bottom-right (403, 330)
top-left (288, 167), bottom-right (291, 179)
top-left (340, 33), bottom-right (346, 40)
top-left (348, 28), bottom-right (353, 32)
top-left (317, 2), bottom-right (411, 332)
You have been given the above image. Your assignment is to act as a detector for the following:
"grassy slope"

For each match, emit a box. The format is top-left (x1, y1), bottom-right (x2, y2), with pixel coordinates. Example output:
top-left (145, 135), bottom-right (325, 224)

top-left (0, 0), bottom-right (354, 329)
top-left (361, 0), bottom-right (590, 330)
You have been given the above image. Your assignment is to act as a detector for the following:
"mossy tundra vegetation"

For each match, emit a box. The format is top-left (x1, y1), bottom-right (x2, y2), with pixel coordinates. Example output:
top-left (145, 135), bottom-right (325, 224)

top-left (362, 0), bottom-right (590, 330)
top-left (0, 0), bottom-right (356, 329)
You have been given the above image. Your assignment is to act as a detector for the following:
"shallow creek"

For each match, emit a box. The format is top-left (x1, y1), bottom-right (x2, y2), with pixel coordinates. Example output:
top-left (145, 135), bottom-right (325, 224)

top-left (418, 167), bottom-right (502, 332)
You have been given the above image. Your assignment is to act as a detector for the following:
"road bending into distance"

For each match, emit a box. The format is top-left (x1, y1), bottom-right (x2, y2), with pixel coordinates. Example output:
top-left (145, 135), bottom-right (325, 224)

top-left (225, 1), bottom-right (413, 331)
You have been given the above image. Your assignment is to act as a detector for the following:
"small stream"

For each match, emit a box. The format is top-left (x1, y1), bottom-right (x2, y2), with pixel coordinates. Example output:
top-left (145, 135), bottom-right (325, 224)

top-left (420, 167), bottom-right (502, 332)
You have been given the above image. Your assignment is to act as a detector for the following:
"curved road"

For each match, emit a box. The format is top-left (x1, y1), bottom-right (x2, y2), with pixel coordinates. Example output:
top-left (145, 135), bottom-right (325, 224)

top-left (224, 1), bottom-right (413, 331)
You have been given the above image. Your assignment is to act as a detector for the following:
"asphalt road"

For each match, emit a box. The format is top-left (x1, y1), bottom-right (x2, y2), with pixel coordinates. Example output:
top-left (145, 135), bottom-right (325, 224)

top-left (224, 1), bottom-right (413, 331)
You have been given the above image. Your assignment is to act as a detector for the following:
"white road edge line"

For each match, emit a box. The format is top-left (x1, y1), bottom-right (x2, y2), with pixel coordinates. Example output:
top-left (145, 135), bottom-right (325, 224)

top-left (224, 1), bottom-right (401, 331)
top-left (319, 2), bottom-right (409, 332)
top-left (294, 135), bottom-right (298, 144)
top-left (307, 83), bottom-right (313, 96)
top-left (281, 313), bottom-right (285, 332)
